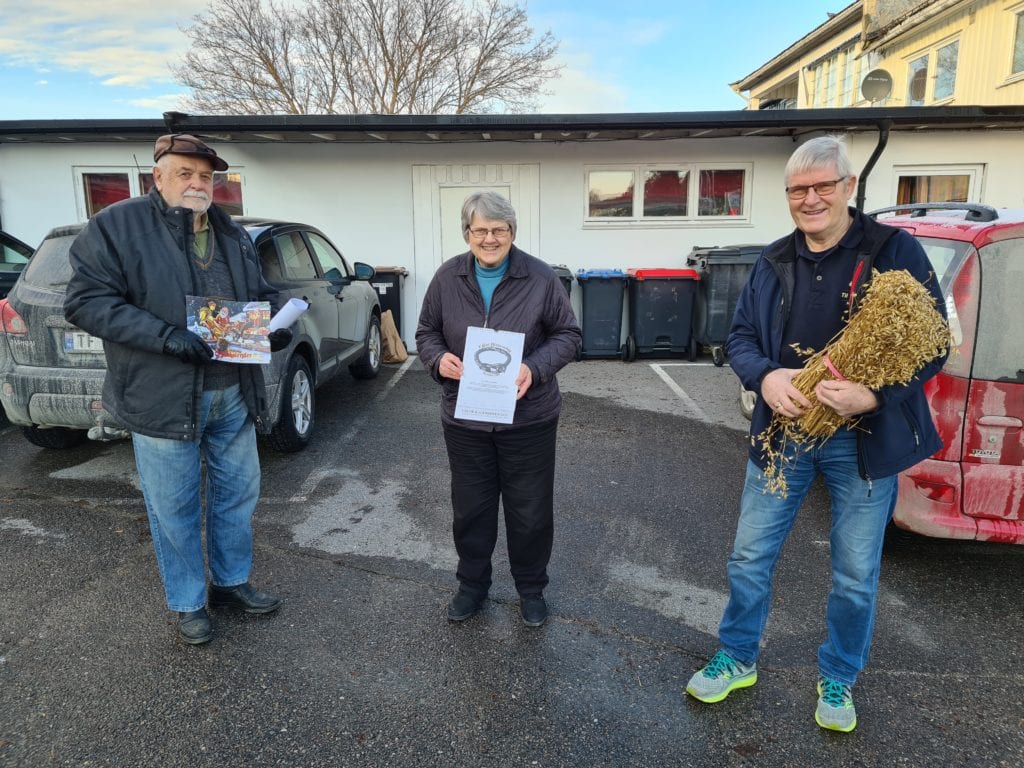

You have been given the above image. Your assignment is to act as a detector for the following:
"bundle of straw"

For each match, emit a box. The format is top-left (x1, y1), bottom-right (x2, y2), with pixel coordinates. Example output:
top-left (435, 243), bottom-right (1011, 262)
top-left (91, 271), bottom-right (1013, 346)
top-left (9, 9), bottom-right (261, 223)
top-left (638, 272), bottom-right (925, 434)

top-left (758, 268), bottom-right (950, 496)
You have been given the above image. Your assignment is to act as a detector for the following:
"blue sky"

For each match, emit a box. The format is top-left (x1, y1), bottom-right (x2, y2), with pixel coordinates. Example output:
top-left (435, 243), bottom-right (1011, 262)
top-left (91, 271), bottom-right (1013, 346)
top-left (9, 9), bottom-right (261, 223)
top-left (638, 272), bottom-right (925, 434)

top-left (0, 0), bottom-right (848, 119)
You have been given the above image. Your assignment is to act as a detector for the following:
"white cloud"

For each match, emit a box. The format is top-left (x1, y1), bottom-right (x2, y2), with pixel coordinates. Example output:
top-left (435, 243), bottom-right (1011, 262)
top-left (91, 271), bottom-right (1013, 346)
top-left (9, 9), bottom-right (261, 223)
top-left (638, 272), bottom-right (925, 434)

top-left (0, 0), bottom-right (208, 87)
top-left (35, 80), bottom-right (48, 86)
top-left (535, 54), bottom-right (628, 114)
top-left (128, 94), bottom-right (190, 112)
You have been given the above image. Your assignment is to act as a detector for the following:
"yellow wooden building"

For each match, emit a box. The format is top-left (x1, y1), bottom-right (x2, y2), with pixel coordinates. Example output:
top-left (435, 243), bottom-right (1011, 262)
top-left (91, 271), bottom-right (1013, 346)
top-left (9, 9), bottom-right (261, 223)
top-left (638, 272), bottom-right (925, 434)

top-left (731, 0), bottom-right (1024, 110)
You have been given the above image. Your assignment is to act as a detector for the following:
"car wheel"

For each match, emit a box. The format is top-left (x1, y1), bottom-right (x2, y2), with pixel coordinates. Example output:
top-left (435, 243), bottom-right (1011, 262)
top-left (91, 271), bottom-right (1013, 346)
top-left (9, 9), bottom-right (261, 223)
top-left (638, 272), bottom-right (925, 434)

top-left (266, 355), bottom-right (315, 453)
top-left (22, 425), bottom-right (88, 449)
top-left (739, 384), bottom-right (757, 421)
top-left (349, 314), bottom-right (382, 379)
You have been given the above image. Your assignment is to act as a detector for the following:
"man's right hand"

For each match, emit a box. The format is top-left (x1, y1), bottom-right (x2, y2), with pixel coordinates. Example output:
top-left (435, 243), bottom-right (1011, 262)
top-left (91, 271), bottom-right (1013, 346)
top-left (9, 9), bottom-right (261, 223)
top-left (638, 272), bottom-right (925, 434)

top-left (163, 329), bottom-right (214, 365)
top-left (761, 367), bottom-right (812, 418)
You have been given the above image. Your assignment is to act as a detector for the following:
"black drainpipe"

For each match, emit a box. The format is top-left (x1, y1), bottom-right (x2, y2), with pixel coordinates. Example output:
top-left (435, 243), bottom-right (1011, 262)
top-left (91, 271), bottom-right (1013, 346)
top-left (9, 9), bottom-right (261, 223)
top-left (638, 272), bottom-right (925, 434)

top-left (855, 119), bottom-right (892, 211)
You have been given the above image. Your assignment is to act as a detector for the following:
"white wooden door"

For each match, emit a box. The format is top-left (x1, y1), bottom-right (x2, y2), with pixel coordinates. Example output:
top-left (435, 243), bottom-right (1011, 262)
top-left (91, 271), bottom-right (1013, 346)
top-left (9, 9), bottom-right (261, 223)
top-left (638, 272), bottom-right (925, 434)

top-left (410, 164), bottom-right (539, 349)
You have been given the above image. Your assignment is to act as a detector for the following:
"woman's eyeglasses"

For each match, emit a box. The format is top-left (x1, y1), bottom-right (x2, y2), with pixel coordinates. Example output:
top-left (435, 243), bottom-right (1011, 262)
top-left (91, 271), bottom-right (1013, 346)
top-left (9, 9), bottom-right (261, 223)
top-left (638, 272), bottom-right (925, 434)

top-left (468, 226), bottom-right (511, 239)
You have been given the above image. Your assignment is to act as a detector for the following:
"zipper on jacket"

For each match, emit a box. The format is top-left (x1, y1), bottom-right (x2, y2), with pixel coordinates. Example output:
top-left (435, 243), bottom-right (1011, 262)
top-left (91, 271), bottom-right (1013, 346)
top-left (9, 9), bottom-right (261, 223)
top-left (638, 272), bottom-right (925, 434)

top-left (900, 403), bottom-right (921, 446)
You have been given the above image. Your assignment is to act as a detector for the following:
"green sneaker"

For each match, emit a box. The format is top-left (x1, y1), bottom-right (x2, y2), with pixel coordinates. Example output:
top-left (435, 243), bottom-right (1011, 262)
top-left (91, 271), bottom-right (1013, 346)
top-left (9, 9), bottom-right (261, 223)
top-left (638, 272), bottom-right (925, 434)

top-left (815, 676), bottom-right (857, 733)
top-left (685, 650), bottom-right (757, 703)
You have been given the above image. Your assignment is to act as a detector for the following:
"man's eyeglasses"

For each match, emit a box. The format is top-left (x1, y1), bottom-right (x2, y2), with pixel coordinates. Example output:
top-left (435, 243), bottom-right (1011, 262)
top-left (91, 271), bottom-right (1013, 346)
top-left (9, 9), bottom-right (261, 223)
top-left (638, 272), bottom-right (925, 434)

top-left (468, 226), bottom-right (511, 239)
top-left (785, 177), bottom-right (847, 200)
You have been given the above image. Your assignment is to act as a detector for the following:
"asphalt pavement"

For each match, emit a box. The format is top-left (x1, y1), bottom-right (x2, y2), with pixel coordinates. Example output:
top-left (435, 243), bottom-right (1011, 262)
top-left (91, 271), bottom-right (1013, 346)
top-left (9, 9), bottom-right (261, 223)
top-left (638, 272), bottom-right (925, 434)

top-left (1, 357), bottom-right (1022, 767)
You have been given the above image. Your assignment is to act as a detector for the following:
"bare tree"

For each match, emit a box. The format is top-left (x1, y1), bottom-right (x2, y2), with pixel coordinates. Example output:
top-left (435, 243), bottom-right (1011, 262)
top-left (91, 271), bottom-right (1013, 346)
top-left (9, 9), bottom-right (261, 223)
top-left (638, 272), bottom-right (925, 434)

top-left (174, 0), bottom-right (561, 115)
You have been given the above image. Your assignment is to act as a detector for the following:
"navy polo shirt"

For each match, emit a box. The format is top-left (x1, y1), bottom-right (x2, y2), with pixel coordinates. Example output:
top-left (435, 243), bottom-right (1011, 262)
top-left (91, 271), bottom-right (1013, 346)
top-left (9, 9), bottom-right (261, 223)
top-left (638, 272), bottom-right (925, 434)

top-left (779, 213), bottom-right (865, 369)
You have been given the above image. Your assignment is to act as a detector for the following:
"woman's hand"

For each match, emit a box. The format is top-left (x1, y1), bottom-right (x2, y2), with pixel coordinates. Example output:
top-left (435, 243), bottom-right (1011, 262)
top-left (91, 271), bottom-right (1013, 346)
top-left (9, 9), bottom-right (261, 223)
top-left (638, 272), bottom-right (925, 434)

top-left (515, 364), bottom-right (533, 400)
top-left (439, 352), bottom-right (464, 380)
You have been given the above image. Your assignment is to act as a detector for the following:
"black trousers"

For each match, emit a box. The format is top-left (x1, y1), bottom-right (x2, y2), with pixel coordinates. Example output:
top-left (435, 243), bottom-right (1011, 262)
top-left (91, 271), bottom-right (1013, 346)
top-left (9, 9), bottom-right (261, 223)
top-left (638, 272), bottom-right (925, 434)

top-left (442, 418), bottom-right (558, 598)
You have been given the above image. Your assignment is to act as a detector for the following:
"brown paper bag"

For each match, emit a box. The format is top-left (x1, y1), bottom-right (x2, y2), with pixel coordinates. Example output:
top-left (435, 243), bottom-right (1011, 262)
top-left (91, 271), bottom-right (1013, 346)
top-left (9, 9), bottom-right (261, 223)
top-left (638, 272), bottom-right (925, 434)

top-left (380, 309), bottom-right (408, 363)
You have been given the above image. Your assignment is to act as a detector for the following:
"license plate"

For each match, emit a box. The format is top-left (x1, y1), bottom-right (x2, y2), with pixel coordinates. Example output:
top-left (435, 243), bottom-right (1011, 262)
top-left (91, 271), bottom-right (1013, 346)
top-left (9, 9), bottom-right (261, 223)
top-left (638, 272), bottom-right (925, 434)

top-left (64, 330), bottom-right (105, 353)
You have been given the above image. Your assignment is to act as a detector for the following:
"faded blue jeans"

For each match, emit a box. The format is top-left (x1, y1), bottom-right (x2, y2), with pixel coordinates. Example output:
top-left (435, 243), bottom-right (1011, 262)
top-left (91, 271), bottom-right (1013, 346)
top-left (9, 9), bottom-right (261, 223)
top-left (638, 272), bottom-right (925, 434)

top-left (132, 385), bottom-right (260, 612)
top-left (718, 429), bottom-right (897, 686)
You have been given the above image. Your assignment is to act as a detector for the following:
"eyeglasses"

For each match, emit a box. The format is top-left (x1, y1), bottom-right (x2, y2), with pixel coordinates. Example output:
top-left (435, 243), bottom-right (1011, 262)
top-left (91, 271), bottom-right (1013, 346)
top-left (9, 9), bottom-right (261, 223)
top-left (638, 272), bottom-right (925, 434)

top-left (785, 177), bottom-right (847, 200)
top-left (467, 226), bottom-right (511, 239)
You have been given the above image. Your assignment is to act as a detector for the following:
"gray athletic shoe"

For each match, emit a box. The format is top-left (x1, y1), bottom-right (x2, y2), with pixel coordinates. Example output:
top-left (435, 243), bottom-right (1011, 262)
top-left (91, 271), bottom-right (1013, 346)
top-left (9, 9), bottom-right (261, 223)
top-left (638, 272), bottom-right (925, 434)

top-left (685, 650), bottom-right (757, 703)
top-left (815, 676), bottom-right (857, 733)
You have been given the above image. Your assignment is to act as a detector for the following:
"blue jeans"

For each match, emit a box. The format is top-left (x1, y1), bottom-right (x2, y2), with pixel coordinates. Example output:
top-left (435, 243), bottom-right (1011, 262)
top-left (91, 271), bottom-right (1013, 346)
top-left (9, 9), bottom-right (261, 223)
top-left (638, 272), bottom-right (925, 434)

top-left (718, 429), bottom-right (897, 686)
top-left (132, 385), bottom-right (260, 612)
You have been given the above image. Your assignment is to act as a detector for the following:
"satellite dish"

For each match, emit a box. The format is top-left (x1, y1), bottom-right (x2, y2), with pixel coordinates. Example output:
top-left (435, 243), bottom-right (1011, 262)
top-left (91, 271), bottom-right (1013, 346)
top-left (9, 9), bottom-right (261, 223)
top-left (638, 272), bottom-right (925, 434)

top-left (861, 69), bottom-right (893, 102)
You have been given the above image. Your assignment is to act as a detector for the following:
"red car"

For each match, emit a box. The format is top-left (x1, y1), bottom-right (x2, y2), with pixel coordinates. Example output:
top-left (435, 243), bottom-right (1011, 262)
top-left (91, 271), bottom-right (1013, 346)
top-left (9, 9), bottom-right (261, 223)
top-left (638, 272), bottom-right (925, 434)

top-left (872, 203), bottom-right (1024, 544)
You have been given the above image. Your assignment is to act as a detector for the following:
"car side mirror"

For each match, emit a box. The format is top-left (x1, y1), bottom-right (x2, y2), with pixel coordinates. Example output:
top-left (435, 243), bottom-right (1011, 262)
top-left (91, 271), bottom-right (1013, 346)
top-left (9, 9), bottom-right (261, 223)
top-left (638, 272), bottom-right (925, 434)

top-left (353, 262), bottom-right (376, 281)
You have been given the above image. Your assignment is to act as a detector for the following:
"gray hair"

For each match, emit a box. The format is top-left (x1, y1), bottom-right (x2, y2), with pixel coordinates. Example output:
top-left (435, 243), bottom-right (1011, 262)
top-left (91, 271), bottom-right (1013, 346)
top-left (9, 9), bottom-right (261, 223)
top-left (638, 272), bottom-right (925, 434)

top-left (784, 135), bottom-right (853, 184)
top-left (461, 191), bottom-right (517, 242)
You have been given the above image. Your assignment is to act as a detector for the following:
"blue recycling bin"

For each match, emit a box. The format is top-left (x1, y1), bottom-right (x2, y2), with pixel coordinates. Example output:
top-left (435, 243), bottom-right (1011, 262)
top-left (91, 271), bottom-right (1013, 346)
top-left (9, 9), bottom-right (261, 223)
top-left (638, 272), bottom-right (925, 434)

top-left (575, 269), bottom-right (626, 359)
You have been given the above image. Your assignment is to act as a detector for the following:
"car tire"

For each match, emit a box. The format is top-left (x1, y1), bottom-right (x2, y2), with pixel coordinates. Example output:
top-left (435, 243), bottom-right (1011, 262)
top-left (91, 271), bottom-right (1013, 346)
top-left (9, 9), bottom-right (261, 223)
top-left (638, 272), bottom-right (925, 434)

top-left (266, 355), bottom-right (315, 453)
top-left (349, 314), bottom-right (382, 380)
top-left (22, 425), bottom-right (88, 449)
top-left (739, 384), bottom-right (757, 421)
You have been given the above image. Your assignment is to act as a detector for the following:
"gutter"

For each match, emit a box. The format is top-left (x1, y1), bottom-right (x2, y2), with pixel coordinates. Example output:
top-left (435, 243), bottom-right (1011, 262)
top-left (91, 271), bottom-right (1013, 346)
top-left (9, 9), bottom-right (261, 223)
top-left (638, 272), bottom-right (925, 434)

top-left (856, 119), bottom-right (892, 211)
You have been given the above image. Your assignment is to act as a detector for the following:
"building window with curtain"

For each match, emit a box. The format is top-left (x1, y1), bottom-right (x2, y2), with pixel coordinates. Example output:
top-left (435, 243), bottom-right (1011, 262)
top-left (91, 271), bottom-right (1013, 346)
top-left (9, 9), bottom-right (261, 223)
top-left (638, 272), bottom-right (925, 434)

top-left (585, 164), bottom-right (750, 223)
top-left (894, 165), bottom-right (982, 206)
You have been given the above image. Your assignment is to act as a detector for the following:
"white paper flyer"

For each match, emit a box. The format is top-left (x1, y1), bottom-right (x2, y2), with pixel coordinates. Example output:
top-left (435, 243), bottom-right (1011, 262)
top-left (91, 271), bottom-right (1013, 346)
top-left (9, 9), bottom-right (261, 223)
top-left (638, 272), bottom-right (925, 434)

top-left (454, 326), bottom-right (526, 424)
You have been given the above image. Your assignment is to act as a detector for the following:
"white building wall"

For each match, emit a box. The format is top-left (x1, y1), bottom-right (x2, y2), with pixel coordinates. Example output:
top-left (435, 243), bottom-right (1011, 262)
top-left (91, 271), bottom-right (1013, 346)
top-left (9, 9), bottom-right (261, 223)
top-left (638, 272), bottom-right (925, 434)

top-left (2, 130), bottom-right (1023, 343)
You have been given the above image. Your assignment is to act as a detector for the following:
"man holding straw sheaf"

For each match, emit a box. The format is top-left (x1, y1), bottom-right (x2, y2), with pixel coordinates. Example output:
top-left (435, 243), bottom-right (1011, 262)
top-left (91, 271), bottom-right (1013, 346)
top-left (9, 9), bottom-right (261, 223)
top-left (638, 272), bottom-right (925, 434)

top-left (685, 136), bottom-right (948, 733)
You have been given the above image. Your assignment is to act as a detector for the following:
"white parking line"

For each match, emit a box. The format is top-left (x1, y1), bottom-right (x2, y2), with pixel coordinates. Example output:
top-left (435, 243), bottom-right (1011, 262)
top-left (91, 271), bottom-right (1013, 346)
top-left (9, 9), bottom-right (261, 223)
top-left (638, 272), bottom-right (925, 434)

top-left (648, 363), bottom-right (708, 420)
top-left (274, 357), bottom-right (418, 504)
top-left (338, 355), bottom-right (416, 443)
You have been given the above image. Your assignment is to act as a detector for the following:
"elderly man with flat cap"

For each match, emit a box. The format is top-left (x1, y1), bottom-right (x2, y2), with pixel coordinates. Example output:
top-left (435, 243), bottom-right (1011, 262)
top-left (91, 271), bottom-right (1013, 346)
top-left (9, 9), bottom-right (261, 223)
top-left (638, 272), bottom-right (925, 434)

top-left (65, 134), bottom-right (293, 645)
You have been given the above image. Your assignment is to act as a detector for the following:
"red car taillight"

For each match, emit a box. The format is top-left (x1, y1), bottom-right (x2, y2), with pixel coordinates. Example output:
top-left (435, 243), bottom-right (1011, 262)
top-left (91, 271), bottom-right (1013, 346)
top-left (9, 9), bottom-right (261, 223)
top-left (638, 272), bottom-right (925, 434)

top-left (0, 298), bottom-right (27, 335)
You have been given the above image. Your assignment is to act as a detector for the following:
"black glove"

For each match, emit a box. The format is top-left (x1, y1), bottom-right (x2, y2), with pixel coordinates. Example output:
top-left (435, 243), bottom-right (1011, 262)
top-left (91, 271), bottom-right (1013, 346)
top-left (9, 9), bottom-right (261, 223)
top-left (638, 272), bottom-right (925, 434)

top-left (163, 329), bottom-right (214, 365)
top-left (268, 328), bottom-right (293, 352)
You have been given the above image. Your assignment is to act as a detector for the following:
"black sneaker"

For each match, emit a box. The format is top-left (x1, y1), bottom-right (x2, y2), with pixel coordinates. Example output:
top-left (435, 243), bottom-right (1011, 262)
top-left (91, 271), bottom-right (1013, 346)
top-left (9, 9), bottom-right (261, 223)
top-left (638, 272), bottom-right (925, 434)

top-left (519, 595), bottom-right (548, 627)
top-left (178, 608), bottom-right (212, 644)
top-left (447, 589), bottom-right (485, 621)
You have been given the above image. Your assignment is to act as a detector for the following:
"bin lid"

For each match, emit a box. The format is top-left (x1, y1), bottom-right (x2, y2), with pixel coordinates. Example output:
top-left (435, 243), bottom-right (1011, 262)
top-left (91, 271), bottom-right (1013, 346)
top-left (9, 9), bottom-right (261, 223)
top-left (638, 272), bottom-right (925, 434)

top-left (548, 264), bottom-right (573, 277)
top-left (685, 245), bottom-right (763, 264)
top-left (576, 268), bottom-right (626, 280)
top-left (626, 268), bottom-right (700, 280)
top-left (373, 266), bottom-right (409, 275)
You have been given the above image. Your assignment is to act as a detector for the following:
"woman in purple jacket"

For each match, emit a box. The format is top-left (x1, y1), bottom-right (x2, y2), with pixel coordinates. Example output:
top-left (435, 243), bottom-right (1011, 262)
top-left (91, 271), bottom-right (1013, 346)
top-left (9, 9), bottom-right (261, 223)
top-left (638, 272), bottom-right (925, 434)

top-left (415, 192), bottom-right (581, 628)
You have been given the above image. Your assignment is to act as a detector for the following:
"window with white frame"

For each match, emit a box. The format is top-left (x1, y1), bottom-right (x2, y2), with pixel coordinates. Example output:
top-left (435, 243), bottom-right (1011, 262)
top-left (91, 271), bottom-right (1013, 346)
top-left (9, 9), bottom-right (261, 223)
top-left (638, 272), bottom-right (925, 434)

top-left (585, 164), bottom-right (750, 223)
top-left (1013, 7), bottom-right (1024, 76)
top-left (74, 167), bottom-right (244, 220)
top-left (893, 164), bottom-right (983, 206)
top-left (806, 41), bottom-right (859, 108)
top-left (904, 38), bottom-right (960, 105)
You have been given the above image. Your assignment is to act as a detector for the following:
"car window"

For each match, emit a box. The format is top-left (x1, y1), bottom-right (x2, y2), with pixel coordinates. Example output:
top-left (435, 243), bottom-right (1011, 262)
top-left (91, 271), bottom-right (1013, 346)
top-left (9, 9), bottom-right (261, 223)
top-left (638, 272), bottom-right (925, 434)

top-left (972, 239), bottom-right (1024, 383)
top-left (914, 236), bottom-right (970, 291)
top-left (1, 234), bottom-right (32, 272)
top-left (20, 234), bottom-right (77, 289)
top-left (306, 232), bottom-right (350, 282)
top-left (274, 232), bottom-right (319, 280)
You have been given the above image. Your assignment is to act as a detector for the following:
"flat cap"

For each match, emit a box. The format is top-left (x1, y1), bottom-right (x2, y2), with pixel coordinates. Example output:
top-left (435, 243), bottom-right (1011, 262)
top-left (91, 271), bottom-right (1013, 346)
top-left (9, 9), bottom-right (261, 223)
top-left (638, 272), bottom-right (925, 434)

top-left (153, 133), bottom-right (229, 171)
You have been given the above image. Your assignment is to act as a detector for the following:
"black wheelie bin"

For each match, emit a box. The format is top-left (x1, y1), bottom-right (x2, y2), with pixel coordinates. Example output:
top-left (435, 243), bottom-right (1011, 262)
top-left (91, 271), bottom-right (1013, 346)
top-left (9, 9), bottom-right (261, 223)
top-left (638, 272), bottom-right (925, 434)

top-left (622, 268), bottom-right (700, 362)
top-left (686, 245), bottom-right (762, 366)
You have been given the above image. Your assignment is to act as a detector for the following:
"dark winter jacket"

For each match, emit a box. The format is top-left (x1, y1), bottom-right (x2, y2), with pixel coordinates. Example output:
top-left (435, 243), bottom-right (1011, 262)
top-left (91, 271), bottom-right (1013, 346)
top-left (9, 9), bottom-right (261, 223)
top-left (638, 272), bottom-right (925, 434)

top-left (415, 245), bottom-right (581, 429)
top-left (64, 188), bottom-right (279, 440)
top-left (727, 208), bottom-right (948, 481)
